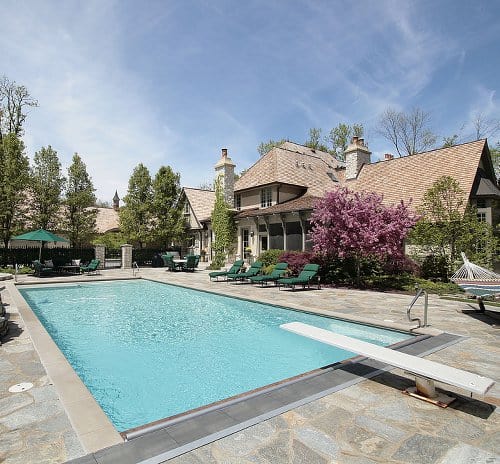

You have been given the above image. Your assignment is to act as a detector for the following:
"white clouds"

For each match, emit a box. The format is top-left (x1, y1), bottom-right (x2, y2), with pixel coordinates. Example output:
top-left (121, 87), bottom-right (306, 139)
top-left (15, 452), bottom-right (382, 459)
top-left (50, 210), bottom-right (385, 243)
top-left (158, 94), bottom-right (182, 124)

top-left (3, 0), bottom-right (499, 201)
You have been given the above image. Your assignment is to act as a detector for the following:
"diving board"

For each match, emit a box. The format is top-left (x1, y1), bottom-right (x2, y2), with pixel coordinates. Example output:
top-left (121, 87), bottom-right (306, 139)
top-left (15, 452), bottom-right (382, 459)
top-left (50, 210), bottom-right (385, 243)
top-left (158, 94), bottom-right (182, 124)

top-left (281, 322), bottom-right (495, 407)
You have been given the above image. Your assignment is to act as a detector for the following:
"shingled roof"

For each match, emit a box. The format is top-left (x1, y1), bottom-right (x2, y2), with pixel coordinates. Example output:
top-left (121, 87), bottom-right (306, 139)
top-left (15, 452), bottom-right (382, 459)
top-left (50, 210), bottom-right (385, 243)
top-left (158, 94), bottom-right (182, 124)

top-left (234, 139), bottom-right (498, 219)
top-left (184, 188), bottom-right (216, 225)
top-left (95, 207), bottom-right (119, 233)
top-left (234, 142), bottom-right (344, 196)
top-left (349, 139), bottom-right (492, 211)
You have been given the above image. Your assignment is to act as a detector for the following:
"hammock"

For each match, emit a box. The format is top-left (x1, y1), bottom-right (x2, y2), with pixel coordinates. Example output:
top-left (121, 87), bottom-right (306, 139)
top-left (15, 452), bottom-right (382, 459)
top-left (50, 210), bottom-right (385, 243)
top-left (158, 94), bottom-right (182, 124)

top-left (451, 252), bottom-right (500, 299)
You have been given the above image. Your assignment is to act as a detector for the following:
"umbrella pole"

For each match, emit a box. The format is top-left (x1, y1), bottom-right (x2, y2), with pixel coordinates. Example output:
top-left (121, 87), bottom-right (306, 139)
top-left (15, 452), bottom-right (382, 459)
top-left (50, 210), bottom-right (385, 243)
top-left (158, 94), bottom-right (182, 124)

top-left (39, 241), bottom-right (43, 261)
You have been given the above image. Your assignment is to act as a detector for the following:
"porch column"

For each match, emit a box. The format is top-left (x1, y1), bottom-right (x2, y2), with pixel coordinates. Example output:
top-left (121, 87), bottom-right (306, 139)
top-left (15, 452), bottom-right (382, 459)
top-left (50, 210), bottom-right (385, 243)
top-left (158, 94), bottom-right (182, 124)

top-left (280, 214), bottom-right (287, 251)
top-left (299, 212), bottom-right (307, 252)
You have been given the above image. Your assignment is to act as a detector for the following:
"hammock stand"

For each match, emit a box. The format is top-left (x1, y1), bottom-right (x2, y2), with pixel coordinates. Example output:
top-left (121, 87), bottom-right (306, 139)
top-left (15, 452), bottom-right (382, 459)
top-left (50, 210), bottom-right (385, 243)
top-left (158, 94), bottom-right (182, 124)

top-left (451, 253), bottom-right (500, 312)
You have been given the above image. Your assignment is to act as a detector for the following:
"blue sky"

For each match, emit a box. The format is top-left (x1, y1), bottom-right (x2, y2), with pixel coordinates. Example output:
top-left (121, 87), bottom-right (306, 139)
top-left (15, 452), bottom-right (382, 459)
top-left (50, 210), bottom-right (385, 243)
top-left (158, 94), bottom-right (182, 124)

top-left (3, 0), bottom-right (499, 203)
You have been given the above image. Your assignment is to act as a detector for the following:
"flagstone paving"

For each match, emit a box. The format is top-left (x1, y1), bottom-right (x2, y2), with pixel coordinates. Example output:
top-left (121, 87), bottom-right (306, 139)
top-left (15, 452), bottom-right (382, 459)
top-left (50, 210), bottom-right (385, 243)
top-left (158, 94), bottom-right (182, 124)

top-left (1, 267), bottom-right (499, 463)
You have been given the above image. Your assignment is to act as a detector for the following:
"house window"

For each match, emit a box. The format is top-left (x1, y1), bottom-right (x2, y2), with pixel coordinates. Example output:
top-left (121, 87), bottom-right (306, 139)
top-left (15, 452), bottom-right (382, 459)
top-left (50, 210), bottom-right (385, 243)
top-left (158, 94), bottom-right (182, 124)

top-left (477, 212), bottom-right (487, 222)
top-left (476, 198), bottom-right (486, 208)
top-left (261, 188), bottom-right (272, 207)
top-left (234, 193), bottom-right (241, 210)
top-left (184, 201), bottom-right (190, 215)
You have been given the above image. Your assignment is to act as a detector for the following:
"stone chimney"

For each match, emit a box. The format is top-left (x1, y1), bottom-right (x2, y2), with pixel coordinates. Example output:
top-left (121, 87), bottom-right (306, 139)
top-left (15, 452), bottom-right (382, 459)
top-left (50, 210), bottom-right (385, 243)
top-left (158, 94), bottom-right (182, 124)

top-left (112, 190), bottom-right (120, 211)
top-left (384, 153), bottom-right (394, 161)
top-left (214, 148), bottom-right (236, 206)
top-left (345, 136), bottom-right (371, 180)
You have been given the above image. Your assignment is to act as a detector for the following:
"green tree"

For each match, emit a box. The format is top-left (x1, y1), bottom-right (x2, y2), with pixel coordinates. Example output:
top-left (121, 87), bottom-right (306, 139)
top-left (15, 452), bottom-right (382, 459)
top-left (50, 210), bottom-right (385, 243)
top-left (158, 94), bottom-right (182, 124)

top-left (409, 176), bottom-right (498, 275)
top-left (325, 123), bottom-right (364, 161)
top-left (0, 133), bottom-right (30, 247)
top-left (210, 175), bottom-right (236, 268)
top-left (0, 76), bottom-right (38, 141)
top-left (29, 145), bottom-right (65, 230)
top-left (257, 139), bottom-right (287, 156)
top-left (119, 164), bottom-right (153, 248)
top-left (63, 153), bottom-right (97, 247)
top-left (151, 166), bottom-right (185, 248)
top-left (305, 128), bottom-right (329, 152)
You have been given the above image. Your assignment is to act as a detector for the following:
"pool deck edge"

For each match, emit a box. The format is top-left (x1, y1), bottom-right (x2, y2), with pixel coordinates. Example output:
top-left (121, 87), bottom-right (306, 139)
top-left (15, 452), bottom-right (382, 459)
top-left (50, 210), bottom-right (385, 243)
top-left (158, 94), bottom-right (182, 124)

top-left (6, 282), bottom-right (124, 453)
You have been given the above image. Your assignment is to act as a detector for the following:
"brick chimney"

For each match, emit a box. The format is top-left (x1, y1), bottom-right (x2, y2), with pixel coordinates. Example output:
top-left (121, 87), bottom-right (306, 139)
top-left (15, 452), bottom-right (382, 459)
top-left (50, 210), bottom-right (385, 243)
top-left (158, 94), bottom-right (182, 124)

top-left (214, 148), bottom-right (236, 206)
top-left (384, 153), bottom-right (394, 161)
top-left (345, 137), bottom-right (371, 180)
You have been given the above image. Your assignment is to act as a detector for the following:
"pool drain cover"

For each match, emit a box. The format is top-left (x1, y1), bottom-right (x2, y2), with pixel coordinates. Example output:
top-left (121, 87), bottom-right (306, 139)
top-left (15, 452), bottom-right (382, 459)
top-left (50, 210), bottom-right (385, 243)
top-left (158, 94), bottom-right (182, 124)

top-left (9, 382), bottom-right (33, 393)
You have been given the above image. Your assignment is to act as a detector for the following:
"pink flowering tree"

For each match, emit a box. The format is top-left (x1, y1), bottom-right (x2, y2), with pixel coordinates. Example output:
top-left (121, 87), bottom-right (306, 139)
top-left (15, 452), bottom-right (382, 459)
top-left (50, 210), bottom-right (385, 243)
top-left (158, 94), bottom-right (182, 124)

top-left (311, 187), bottom-right (418, 281)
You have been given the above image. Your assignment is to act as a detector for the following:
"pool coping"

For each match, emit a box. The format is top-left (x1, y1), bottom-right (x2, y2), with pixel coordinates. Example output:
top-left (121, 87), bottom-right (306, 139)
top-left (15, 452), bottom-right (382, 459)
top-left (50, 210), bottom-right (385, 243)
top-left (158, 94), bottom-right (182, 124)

top-left (7, 277), bottom-right (446, 457)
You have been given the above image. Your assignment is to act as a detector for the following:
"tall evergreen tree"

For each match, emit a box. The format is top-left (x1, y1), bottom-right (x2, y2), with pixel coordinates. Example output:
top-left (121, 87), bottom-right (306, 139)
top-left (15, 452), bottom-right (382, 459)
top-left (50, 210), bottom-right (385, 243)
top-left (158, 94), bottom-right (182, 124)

top-left (0, 133), bottom-right (30, 247)
top-left (119, 164), bottom-right (153, 248)
top-left (63, 153), bottom-right (97, 247)
top-left (151, 166), bottom-right (185, 248)
top-left (29, 145), bottom-right (65, 230)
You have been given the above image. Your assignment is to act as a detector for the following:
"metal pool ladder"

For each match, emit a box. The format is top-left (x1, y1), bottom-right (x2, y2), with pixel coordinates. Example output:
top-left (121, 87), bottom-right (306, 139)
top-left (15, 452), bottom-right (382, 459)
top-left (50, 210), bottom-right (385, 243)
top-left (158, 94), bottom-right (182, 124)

top-left (407, 286), bottom-right (428, 328)
top-left (132, 261), bottom-right (140, 277)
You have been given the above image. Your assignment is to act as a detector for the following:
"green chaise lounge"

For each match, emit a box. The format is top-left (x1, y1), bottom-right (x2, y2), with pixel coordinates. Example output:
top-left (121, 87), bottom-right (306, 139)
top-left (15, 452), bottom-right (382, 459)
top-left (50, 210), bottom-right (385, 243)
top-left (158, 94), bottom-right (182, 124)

top-left (249, 262), bottom-right (289, 286)
top-left (80, 259), bottom-right (100, 275)
top-left (277, 263), bottom-right (320, 290)
top-left (209, 260), bottom-right (244, 281)
top-left (227, 261), bottom-right (263, 282)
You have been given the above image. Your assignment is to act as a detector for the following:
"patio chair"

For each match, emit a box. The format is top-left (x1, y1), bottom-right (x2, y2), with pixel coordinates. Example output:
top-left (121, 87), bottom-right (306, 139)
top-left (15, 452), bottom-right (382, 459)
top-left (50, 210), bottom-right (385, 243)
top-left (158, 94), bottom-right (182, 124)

top-left (33, 260), bottom-right (54, 277)
top-left (162, 254), bottom-right (183, 272)
top-left (80, 259), bottom-right (100, 275)
top-left (209, 260), bottom-right (244, 281)
top-left (227, 261), bottom-right (263, 282)
top-left (182, 255), bottom-right (198, 272)
top-left (277, 263), bottom-right (320, 290)
top-left (249, 262), bottom-right (288, 286)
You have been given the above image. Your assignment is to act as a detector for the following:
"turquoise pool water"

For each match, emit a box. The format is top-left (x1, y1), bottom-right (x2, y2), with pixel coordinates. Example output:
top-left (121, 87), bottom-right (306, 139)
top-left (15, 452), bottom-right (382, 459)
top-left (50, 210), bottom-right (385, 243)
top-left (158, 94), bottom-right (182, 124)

top-left (20, 280), bottom-right (412, 431)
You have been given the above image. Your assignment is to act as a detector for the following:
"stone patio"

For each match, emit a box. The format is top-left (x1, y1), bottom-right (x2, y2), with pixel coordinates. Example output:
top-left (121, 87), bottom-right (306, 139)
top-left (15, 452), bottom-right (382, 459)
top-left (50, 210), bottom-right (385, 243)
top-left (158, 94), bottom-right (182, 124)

top-left (0, 267), bottom-right (498, 463)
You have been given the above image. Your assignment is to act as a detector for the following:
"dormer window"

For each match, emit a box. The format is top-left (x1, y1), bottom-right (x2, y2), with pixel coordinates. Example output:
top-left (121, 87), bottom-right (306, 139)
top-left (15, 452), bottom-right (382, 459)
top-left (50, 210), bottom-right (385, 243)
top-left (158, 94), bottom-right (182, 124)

top-left (184, 201), bottom-right (190, 215)
top-left (261, 187), bottom-right (272, 207)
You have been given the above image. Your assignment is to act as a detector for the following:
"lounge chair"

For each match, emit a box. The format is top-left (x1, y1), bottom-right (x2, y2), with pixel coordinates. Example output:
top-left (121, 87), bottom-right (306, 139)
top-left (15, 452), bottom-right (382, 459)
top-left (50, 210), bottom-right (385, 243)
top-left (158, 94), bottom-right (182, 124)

top-left (33, 260), bottom-right (54, 277)
top-left (227, 261), bottom-right (263, 282)
top-left (80, 259), bottom-right (100, 275)
top-left (162, 254), bottom-right (183, 271)
top-left (277, 263), bottom-right (320, 290)
top-left (182, 255), bottom-right (198, 272)
top-left (249, 262), bottom-right (288, 286)
top-left (209, 260), bottom-right (244, 281)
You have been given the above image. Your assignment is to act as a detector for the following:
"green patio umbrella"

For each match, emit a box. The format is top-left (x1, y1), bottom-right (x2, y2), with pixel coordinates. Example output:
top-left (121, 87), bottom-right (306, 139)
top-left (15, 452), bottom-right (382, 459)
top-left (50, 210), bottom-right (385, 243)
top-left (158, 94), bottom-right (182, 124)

top-left (12, 228), bottom-right (69, 261)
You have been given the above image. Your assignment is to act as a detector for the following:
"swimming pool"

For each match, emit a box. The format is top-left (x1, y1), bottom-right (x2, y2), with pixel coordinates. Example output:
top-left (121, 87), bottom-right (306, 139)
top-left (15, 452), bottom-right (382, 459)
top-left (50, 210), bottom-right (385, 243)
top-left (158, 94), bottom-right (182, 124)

top-left (19, 280), bottom-right (412, 432)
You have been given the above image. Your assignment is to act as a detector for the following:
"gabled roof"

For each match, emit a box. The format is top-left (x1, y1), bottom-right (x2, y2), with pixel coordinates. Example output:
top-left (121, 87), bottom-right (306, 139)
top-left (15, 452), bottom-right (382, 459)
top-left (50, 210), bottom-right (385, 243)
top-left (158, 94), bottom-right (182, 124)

top-left (183, 188), bottom-right (216, 225)
top-left (235, 142), bottom-right (343, 196)
top-left (349, 139), bottom-right (492, 212)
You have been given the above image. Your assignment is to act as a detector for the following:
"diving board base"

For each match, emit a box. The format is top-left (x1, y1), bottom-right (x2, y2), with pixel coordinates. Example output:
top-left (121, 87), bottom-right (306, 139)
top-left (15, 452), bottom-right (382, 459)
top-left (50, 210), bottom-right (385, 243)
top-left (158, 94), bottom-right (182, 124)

top-left (403, 387), bottom-right (455, 408)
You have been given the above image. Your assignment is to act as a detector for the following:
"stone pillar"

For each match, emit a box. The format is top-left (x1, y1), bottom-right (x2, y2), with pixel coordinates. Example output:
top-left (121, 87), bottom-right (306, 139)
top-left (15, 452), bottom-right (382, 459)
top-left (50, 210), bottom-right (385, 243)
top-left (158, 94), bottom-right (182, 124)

top-left (94, 245), bottom-right (105, 269)
top-left (121, 244), bottom-right (133, 269)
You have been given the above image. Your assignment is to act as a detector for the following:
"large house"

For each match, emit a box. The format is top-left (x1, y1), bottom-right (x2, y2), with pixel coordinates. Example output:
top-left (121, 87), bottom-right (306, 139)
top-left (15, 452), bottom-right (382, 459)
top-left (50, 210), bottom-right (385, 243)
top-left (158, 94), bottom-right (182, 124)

top-left (183, 138), bottom-right (499, 262)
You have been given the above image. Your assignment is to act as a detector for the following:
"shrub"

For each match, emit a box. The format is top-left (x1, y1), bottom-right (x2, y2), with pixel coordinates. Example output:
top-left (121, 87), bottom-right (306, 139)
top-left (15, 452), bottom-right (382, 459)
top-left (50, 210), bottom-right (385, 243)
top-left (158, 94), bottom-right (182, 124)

top-left (421, 255), bottom-right (450, 281)
top-left (257, 249), bottom-right (284, 267)
top-left (279, 251), bottom-right (315, 275)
